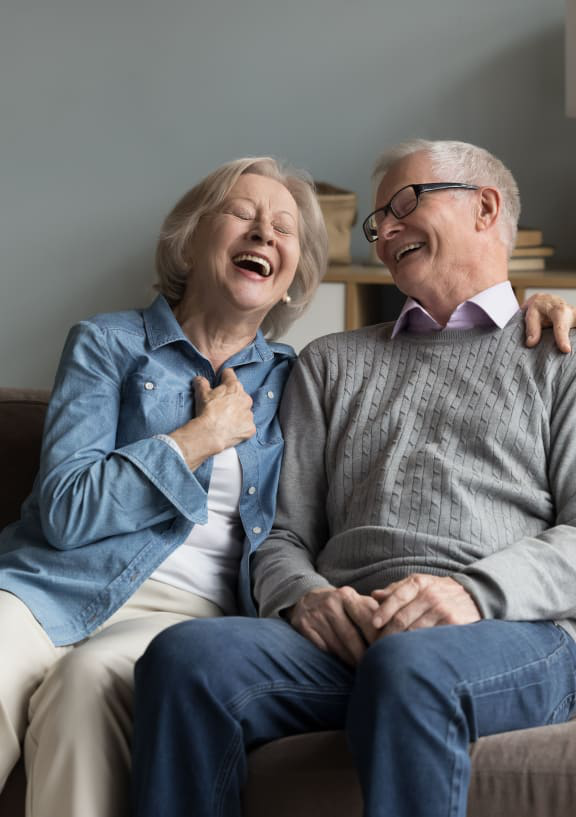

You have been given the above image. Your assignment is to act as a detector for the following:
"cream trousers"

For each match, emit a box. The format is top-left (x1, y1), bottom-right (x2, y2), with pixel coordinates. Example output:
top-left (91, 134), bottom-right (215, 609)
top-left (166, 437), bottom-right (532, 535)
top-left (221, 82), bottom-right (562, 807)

top-left (0, 579), bottom-right (223, 817)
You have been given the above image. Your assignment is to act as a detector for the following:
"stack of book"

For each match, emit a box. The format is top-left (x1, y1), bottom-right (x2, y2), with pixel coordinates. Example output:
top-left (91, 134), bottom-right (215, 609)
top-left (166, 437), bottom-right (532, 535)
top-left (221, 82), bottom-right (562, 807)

top-left (510, 228), bottom-right (554, 270)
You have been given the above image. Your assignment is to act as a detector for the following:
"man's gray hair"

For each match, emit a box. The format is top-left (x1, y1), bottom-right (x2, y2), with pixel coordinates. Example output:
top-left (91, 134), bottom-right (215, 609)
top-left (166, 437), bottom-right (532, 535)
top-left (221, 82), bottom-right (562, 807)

top-left (373, 139), bottom-right (521, 255)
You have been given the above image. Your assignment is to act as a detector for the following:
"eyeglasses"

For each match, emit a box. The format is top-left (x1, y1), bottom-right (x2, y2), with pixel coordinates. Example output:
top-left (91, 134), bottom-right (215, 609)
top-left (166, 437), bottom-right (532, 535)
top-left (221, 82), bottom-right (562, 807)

top-left (362, 182), bottom-right (480, 243)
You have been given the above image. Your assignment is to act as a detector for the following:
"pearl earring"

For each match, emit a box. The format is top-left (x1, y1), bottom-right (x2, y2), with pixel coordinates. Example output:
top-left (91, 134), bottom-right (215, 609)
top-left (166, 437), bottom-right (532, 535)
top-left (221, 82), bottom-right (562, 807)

top-left (281, 293), bottom-right (292, 304)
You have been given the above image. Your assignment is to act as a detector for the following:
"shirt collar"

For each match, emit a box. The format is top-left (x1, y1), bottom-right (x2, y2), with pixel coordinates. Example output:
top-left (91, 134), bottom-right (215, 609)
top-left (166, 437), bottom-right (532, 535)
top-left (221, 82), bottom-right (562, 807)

top-left (142, 295), bottom-right (281, 364)
top-left (391, 281), bottom-right (520, 337)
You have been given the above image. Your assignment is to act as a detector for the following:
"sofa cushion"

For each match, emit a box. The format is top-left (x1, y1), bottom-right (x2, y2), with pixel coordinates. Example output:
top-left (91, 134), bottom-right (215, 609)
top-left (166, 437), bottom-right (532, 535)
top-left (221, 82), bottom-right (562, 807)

top-left (245, 723), bottom-right (576, 817)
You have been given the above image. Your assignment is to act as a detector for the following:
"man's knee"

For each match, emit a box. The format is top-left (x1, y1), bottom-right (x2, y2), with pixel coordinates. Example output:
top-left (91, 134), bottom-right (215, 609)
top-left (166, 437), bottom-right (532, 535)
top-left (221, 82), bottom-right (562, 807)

top-left (357, 629), bottom-right (459, 703)
top-left (135, 618), bottom-right (275, 694)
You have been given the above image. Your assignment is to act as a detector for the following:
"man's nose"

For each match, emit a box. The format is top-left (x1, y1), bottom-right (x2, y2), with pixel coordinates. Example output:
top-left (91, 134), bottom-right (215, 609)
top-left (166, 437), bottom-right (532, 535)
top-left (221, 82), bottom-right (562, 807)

top-left (377, 213), bottom-right (403, 242)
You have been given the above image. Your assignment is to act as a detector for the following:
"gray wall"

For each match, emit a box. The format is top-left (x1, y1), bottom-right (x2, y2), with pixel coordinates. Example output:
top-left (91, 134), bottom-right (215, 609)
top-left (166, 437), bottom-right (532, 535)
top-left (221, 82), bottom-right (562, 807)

top-left (2, 0), bottom-right (575, 387)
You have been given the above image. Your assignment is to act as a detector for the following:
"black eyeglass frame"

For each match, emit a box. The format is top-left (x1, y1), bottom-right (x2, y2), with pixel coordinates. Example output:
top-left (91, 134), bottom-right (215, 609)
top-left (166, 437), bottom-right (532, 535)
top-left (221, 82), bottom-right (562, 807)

top-left (362, 182), bottom-right (480, 243)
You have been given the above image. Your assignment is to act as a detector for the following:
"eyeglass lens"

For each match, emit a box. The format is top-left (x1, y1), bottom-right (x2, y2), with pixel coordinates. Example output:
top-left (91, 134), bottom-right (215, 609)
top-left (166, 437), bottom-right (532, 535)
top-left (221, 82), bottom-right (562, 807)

top-left (366, 186), bottom-right (419, 238)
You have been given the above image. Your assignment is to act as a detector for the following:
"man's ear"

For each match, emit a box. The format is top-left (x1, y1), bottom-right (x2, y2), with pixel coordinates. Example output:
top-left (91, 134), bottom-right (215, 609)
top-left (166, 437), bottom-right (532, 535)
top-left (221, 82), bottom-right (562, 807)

top-left (475, 187), bottom-right (501, 232)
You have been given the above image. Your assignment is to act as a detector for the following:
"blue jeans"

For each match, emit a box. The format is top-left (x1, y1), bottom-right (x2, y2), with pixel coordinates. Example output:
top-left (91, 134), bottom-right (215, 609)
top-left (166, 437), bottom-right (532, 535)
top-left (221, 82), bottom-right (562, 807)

top-left (131, 617), bottom-right (576, 817)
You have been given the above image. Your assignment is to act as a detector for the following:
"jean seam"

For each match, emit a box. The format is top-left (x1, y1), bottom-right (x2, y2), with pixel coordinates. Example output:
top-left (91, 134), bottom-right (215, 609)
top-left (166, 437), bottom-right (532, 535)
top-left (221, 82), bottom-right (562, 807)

top-left (444, 628), bottom-right (574, 816)
top-left (446, 705), bottom-right (466, 817)
top-left (213, 727), bottom-right (244, 817)
top-left (227, 681), bottom-right (351, 716)
top-left (549, 692), bottom-right (576, 723)
top-left (453, 629), bottom-right (571, 693)
top-left (214, 682), bottom-right (351, 816)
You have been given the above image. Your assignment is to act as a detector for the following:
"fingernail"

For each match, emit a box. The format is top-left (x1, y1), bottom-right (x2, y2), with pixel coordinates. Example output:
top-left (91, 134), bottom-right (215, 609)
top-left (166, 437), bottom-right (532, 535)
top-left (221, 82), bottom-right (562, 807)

top-left (373, 617), bottom-right (382, 628)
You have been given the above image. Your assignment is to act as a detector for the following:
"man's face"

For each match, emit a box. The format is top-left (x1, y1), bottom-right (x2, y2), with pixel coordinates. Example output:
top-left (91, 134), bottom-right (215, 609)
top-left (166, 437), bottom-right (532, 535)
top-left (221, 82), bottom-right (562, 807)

top-left (373, 151), bottom-right (480, 302)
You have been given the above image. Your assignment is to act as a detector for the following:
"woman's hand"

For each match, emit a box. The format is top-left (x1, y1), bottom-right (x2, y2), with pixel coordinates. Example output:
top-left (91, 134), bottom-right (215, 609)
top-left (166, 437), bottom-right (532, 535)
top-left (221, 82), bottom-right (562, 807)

top-left (524, 292), bottom-right (576, 354)
top-left (170, 368), bottom-right (256, 470)
top-left (194, 368), bottom-right (256, 449)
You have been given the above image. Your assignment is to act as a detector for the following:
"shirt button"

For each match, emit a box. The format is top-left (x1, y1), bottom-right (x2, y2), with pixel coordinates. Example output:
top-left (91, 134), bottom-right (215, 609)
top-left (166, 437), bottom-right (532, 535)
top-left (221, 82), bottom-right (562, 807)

top-left (144, 381), bottom-right (155, 390)
top-left (252, 526), bottom-right (262, 535)
top-left (248, 486), bottom-right (257, 495)
top-left (267, 390), bottom-right (274, 399)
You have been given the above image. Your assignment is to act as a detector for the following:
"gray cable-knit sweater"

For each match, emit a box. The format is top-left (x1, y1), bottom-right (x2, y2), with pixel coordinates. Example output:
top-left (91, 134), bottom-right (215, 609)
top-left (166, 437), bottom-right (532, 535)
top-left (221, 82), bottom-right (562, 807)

top-left (252, 313), bottom-right (576, 639)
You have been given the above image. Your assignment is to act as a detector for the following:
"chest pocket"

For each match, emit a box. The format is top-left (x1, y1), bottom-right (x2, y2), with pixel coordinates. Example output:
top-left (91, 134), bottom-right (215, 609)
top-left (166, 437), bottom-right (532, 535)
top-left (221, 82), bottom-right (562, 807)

top-left (118, 374), bottom-right (191, 442)
top-left (251, 387), bottom-right (282, 445)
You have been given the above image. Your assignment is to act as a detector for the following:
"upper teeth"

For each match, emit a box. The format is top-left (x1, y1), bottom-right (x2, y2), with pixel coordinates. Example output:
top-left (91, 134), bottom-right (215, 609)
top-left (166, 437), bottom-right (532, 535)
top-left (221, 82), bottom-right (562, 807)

top-left (395, 243), bottom-right (424, 262)
top-left (233, 253), bottom-right (271, 277)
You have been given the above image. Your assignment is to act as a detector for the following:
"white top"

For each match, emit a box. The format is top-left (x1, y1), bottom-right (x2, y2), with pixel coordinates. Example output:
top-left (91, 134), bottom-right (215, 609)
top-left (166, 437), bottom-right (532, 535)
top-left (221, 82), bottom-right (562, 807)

top-left (151, 444), bottom-right (244, 614)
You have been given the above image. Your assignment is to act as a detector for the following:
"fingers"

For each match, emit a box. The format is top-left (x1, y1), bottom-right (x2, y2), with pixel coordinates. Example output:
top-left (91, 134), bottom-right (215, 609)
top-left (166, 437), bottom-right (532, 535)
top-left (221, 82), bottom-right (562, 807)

top-left (371, 577), bottom-right (421, 630)
top-left (552, 309), bottom-right (573, 355)
top-left (191, 368), bottom-right (255, 450)
top-left (220, 367), bottom-right (239, 385)
top-left (340, 588), bottom-right (379, 645)
top-left (193, 374), bottom-right (211, 399)
top-left (523, 303), bottom-right (543, 348)
top-left (290, 587), bottom-right (373, 666)
top-left (371, 575), bottom-right (481, 635)
top-left (523, 293), bottom-right (573, 354)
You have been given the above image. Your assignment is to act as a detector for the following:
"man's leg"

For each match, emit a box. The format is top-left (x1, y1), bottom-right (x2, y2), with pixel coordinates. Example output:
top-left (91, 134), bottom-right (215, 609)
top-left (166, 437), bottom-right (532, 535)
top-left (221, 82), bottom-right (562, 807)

top-left (347, 620), bottom-right (576, 817)
top-left (132, 617), bottom-right (354, 817)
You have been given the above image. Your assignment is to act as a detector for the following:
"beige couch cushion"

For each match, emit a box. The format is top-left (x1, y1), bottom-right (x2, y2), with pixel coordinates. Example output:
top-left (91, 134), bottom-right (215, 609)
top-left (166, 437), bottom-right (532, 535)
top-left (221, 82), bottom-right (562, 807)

top-left (245, 724), bottom-right (576, 817)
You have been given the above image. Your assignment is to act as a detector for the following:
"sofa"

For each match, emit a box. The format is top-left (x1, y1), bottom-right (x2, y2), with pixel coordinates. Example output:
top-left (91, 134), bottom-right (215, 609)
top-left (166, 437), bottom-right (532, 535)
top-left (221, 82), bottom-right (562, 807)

top-left (1, 386), bottom-right (576, 817)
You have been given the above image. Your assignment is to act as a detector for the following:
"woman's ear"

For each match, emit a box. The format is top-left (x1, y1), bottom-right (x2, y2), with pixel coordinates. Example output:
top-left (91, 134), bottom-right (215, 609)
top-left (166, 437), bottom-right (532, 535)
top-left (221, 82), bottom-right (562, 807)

top-left (475, 187), bottom-right (501, 232)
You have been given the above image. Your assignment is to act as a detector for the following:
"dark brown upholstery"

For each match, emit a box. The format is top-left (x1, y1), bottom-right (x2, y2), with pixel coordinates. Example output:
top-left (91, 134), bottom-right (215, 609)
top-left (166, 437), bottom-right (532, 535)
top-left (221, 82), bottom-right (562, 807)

top-left (1, 387), bottom-right (576, 817)
top-left (0, 388), bottom-right (50, 531)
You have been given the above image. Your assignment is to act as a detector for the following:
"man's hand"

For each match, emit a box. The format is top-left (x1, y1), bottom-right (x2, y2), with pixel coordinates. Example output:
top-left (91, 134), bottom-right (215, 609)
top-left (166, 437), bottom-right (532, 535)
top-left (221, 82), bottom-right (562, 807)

top-left (287, 586), bottom-right (379, 666)
top-left (371, 574), bottom-right (481, 637)
top-left (524, 292), bottom-right (576, 354)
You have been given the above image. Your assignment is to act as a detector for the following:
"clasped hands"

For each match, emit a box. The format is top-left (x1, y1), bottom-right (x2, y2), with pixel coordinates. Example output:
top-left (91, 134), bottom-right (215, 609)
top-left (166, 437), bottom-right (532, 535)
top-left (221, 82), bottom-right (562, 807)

top-left (288, 575), bottom-right (481, 667)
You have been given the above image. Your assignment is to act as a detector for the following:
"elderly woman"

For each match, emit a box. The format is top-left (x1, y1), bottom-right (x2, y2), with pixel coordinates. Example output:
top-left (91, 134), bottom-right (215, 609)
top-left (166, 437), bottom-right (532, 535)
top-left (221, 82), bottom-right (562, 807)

top-left (0, 157), bottom-right (327, 817)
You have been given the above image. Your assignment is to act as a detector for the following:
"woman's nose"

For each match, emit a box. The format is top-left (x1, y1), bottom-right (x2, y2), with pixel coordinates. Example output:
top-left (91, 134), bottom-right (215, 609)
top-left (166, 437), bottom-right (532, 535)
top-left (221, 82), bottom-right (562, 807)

top-left (248, 220), bottom-right (275, 244)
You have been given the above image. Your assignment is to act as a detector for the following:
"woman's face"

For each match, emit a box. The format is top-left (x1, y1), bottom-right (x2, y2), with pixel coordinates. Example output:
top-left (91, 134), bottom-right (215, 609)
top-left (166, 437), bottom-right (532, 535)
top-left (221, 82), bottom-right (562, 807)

top-left (186, 173), bottom-right (301, 323)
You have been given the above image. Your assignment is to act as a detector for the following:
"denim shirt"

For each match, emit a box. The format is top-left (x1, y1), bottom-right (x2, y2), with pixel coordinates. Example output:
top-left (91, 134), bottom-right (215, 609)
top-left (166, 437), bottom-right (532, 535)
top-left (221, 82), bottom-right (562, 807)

top-left (0, 295), bottom-right (295, 645)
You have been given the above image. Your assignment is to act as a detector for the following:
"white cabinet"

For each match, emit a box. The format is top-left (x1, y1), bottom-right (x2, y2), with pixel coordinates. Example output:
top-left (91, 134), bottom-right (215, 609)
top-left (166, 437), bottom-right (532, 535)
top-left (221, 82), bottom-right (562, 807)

top-left (278, 282), bottom-right (346, 352)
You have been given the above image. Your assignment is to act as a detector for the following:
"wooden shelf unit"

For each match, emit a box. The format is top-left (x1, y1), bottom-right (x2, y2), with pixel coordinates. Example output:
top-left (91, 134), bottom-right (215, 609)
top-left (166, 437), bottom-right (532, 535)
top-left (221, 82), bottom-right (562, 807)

top-left (323, 265), bottom-right (576, 330)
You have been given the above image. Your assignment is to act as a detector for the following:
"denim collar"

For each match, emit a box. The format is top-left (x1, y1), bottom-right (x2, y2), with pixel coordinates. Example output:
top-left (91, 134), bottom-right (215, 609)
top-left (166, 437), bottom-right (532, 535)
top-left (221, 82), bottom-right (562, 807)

top-left (143, 295), bottom-right (276, 364)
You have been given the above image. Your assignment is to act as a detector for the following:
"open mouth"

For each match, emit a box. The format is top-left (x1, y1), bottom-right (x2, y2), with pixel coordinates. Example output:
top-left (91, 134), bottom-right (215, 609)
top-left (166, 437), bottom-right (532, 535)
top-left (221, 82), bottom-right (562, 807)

top-left (395, 243), bottom-right (425, 263)
top-left (232, 253), bottom-right (272, 277)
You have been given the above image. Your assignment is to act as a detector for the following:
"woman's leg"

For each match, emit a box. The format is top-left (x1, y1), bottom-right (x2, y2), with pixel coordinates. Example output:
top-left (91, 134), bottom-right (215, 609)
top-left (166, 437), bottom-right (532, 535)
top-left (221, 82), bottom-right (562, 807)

top-left (24, 579), bottom-right (222, 817)
top-left (0, 590), bottom-right (64, 789)
top-left (132, 617), bottom-right (354, 817)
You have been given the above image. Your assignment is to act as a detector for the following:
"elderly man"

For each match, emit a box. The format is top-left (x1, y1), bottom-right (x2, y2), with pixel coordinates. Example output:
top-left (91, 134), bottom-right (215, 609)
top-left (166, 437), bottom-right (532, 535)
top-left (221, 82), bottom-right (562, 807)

top-left (131, 140), bottom-right (576, 817)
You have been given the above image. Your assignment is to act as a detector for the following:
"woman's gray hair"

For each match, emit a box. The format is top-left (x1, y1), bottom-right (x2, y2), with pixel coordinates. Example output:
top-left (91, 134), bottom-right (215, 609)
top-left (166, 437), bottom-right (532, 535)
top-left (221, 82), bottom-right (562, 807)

top-left (373, 139), bottom-right (521, 255)
top-left (155, 157), bottom-right (328, 339)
